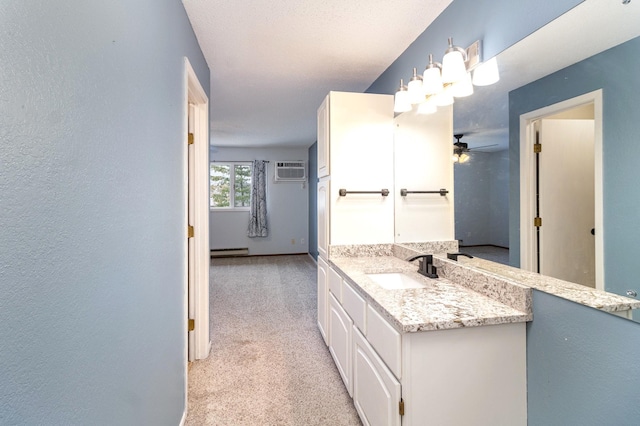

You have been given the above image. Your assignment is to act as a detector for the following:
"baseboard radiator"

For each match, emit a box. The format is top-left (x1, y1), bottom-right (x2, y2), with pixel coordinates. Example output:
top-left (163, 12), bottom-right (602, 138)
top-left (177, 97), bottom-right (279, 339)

top-left (210, 248), bottom-right (249, 258)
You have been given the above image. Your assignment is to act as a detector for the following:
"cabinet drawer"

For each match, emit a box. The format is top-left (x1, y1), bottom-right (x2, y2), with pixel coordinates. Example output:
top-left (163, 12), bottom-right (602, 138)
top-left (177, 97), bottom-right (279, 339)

top-left (366, 304), bottom-right (401, 379)
top-left (328, 266), bottom-right (343, 302)
top-left (342, 280), bottom-right (366, 334)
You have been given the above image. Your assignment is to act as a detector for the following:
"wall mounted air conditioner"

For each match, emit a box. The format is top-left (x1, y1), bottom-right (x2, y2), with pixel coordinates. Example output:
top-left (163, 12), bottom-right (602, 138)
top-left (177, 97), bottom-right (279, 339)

top-left (275, 160), bottom-right (306, 182)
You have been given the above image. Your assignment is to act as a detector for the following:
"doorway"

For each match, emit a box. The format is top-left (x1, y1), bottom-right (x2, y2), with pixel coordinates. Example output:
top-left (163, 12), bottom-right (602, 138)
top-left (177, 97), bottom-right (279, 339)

top-left (184, 58), bottom-right (211, 365)
top-left (520, 90), bottom-right (603, 290)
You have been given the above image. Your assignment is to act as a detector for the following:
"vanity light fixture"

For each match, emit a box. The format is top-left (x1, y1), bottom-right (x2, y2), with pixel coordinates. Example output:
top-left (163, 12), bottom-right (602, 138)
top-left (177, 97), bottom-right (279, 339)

top-left (417, 98), bottom-right (437, 115)
top-left (451, 71), bottom-right (474, 98)
top-left (441, 38), bottom-right (468, 83)
top-left (394, 79), bottom-right (412, 113)
top-left (423, 54), bottom-right (443, 95)
top-left (407, 68), bottom-right (425, 104)
top-left (472, 56), bottom-right (500, 86)
top-left (394, 38), bottom-right (500, 114)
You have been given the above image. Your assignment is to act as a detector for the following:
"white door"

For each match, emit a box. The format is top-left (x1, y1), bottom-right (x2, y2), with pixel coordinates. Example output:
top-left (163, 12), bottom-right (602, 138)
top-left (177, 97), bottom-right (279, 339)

top-left (187, 103), bottom-right (196, 361)
top-left (538, 118), bottom-right (595, 287)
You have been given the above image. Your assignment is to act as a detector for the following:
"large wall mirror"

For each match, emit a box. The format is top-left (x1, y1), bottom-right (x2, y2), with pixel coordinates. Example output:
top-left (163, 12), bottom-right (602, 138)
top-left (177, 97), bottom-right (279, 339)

top-left (394, 0), bottom-right (640, 322)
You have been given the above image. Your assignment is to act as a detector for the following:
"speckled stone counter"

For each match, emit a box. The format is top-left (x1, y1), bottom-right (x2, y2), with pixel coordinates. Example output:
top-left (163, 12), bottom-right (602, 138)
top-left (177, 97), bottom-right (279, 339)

top-left (328, 253), bottom-right (532, 333)
top-left (450, 255), bottom-right (640, 314)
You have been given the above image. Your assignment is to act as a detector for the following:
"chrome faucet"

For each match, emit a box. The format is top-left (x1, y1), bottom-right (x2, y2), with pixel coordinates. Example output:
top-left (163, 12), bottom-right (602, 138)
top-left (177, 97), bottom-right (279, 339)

top-left (407, 254), bottom-right (439, 279)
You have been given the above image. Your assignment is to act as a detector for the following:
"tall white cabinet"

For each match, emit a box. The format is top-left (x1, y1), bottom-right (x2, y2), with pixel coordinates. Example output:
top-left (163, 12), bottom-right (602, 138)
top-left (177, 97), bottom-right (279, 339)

top-left (317, 91), bottom-right (395, 251)
top-left (316, 91), bottom-right (394, 349)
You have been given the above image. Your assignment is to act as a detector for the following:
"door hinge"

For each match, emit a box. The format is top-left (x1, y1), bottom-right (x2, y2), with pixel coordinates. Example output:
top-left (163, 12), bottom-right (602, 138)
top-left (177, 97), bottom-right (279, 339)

top-left (534, 217), bottom-right (542, 227)
top-left (188, 132), bottom-right (194, 145)
top-left (534, 143), bottom-right (542, 153)
top-left (188, 225), bottom-right (194, 238)
top-left (399, 399), bottom-right (405, 416)
top-left (188, 318), bottom-right (195, 331)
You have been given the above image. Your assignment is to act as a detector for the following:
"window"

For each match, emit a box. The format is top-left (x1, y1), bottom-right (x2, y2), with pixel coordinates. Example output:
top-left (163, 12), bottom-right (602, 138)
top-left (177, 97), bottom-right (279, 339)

top-left (210, 162), bottom-right (252, 209)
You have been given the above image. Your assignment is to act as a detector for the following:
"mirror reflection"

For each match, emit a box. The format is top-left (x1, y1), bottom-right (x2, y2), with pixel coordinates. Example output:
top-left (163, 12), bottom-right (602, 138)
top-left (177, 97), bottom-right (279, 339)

top-left (394, 0), bottom-right (640, 321)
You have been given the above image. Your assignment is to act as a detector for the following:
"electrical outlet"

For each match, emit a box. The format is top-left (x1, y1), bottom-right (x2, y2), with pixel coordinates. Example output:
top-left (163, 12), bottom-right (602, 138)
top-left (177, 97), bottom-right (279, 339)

top-left (291, 238), bottom-right (296, 245)
top-left (300, 238), bottom-right (305, 245)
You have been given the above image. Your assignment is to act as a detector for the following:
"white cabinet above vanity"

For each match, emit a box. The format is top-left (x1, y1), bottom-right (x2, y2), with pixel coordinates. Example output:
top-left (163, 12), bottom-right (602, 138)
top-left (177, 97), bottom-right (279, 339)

top-left (316, 91), bottom-right (395, 250)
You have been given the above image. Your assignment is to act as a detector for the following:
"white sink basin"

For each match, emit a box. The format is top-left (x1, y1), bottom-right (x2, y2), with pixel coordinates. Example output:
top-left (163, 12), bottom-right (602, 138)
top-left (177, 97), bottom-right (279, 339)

top-left (366, 272), bottom-right (427, 290)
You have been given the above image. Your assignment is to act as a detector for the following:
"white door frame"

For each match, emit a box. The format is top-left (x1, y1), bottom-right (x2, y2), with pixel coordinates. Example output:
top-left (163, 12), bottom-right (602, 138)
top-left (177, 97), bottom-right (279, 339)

top-left (184, 57), bottom-right (211, 366)
top-left (519, 89), bottom-right (603, 290)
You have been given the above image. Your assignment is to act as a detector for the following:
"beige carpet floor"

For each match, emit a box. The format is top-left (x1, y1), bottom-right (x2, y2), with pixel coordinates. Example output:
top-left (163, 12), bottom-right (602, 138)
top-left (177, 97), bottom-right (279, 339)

top-left (185, 255), bottom-right (362, 425)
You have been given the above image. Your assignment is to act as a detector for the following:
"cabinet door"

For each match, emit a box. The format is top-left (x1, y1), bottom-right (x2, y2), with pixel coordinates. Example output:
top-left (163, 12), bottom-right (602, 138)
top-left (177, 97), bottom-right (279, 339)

top-left (317, 179), bottom-right (329, 259)
top-left (317, 257), bottom-right (329, 346)
top-left (329, 293), bottom-right (353, 396)
top-left (328, 265), bottom-right (343, 302)
top-left (328, 92), bottom-right (395, 245)
top-left (317, 95), bottom-right (329, 177)
top-left (353, 327), bottom-right (401, 426)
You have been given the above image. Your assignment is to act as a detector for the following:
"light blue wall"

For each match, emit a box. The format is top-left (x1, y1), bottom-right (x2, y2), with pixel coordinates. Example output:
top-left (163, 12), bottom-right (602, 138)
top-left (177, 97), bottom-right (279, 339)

top-left (527, 290), bottom-right (640, 424)
top-left (508, 36), bottom-right (640, 306)
top-left (357, 2), bottom-right (640, 424)
top-left (210, 147), bottom-right (309, 255)
top-left (366, 0), bottom-right (583, 95)
top-left (0, 1), bottom-right (209, 424)
top-left (308, 142), bottom-right (318, 259)
top-left (455, 150), bottom-right (509, 247)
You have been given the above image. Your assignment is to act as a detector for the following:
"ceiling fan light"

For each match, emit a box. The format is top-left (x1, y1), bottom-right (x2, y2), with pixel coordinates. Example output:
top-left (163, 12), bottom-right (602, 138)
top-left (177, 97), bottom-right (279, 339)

top-left (459, 152), bottom-right (470, 163)
top-left (394, 79), bottom-right (412, 113)
top-left (473, 57), bottom-right (500, 86)
top-left (441, 38), bottom-right (468, 83)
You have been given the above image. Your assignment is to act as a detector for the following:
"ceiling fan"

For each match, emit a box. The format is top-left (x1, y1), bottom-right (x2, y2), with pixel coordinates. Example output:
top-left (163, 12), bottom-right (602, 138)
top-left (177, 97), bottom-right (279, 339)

top-left (452, 133), bottom-right (498, 163)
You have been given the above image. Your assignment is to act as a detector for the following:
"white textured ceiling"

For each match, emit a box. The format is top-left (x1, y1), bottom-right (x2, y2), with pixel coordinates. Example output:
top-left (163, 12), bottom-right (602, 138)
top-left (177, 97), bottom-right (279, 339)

top-left (182, 0), bottom-right (452, 148)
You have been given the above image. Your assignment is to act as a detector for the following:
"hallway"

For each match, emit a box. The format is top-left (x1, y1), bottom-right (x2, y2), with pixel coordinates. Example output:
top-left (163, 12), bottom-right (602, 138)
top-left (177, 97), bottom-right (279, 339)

top-left (185, 255), bottom-right (361, 425)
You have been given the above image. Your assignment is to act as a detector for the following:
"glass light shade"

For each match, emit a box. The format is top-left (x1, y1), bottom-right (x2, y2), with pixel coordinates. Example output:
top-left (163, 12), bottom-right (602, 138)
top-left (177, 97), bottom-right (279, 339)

top-left (417, 99), bottom-right (437, 115)
top-left (452, 154), bottom-right (460, 162)
top-left (472, 57), bottom-right (500, 86)
top-left (394, 88), bottom-right (412, 113)
top-left (434, 85), bottom-right (454, 106)
top-left (423, 66), bottom-right (443, 95)
top-left (407, 78), bottom-right (425, 105)
top-left (459, 153), bottom-right (470, 163)
top-left (441, 48), bottom-right (467, 83)
top-left (451, 72), bottom-right (474, 98)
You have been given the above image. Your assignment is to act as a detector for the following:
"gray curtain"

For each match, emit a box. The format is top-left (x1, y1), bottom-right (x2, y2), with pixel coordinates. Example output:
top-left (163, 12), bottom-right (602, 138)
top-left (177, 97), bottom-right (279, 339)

top-left (248, 160), bottom-right (268, 237)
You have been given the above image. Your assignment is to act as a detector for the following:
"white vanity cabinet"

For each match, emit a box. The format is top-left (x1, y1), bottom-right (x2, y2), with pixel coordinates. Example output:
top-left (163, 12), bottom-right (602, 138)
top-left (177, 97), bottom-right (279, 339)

top-left (325, 266), bottom-right (527, 426)
top-left (317, 256), bottom-right (329, 346)
top-left (328, 292), bottom-right (353, 396)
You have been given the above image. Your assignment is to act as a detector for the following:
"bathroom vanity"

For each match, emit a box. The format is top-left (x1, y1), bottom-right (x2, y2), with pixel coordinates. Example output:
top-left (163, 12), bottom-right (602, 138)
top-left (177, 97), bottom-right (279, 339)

top-left (319, 244), bottom-right (531, 426)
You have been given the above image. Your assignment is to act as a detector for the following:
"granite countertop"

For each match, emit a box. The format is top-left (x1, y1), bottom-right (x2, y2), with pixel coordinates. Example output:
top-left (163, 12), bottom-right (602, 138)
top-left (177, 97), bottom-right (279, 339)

top-left (452, 256), bottom-right (640, 314)
top-left (329, 255), bottom-right (532, 333)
